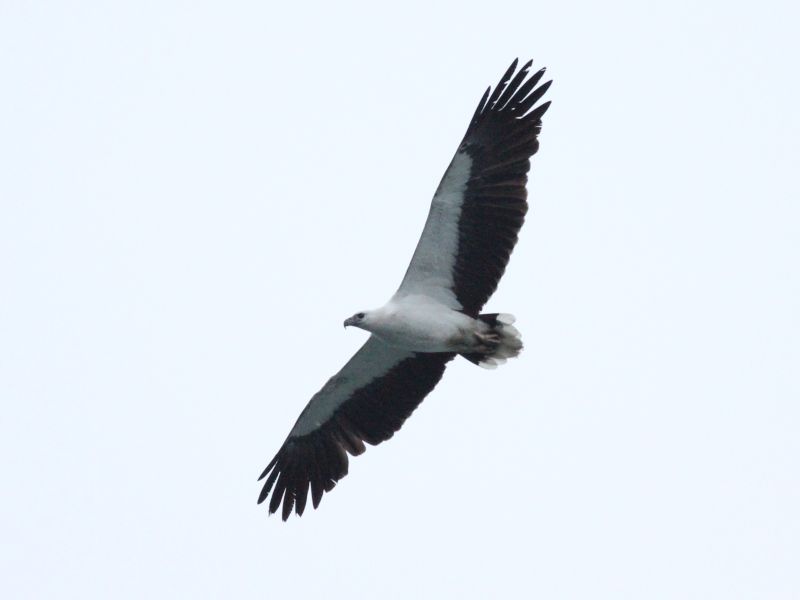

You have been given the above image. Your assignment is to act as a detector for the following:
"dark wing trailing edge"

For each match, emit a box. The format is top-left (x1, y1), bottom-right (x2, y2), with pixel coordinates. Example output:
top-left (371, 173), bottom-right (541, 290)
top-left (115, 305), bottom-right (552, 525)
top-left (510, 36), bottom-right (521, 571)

top-left (453, 59), bottom-right (551, 316)
top-left (259, 60), bottom-right (551, 520)
top-left (397, 59), bottom-right (551, 316)
top-left (258, 337), bottom-right (454, 520)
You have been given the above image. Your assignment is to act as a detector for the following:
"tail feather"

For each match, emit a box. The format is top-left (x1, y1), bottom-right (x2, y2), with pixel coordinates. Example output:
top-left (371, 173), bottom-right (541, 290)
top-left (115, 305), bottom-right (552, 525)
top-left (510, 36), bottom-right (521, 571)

top-left (460, 313), bottom-right (523, 369)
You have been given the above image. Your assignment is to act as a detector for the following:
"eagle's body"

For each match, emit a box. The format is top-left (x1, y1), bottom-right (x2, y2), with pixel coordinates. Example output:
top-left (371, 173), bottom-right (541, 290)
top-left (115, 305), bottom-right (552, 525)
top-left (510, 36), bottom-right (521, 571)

top-left (258, 59), bottom-right (551, 520)
top-left (357, 294), bottom-right (480, 353)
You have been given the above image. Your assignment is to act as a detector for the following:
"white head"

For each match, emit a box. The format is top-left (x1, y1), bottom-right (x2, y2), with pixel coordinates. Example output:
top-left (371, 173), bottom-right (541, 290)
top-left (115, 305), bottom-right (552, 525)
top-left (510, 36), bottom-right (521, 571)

top-left (343, 311), bottom-right (373, 331)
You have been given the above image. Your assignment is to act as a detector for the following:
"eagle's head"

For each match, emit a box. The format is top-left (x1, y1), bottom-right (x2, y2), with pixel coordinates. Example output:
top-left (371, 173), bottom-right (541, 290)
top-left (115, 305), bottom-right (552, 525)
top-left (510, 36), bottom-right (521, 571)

top-left (343, 311), bottom-right (369, 329)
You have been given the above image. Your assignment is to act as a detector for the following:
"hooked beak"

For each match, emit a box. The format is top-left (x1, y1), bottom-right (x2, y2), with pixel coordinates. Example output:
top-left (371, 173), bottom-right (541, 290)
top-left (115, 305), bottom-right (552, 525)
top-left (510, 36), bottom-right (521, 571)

top-left (343, 317), bottom-right (357, 329)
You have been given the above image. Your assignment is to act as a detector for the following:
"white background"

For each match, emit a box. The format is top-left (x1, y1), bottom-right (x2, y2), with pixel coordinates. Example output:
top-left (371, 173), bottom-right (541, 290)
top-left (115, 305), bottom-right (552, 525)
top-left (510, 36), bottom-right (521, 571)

top-left (1, 1), bottom-right (798, 598)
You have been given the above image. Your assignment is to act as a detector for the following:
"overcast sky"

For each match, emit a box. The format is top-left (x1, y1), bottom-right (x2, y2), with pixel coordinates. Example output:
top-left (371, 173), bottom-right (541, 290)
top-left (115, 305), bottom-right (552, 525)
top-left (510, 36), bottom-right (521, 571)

top-left (1, 1), bottom-right (798, 598)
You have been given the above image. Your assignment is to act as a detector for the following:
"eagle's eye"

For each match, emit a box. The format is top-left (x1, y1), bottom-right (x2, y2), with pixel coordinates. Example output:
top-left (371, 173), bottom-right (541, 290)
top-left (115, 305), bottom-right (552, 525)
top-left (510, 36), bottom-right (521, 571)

top-left (357, 312), bottom-right (365, 319)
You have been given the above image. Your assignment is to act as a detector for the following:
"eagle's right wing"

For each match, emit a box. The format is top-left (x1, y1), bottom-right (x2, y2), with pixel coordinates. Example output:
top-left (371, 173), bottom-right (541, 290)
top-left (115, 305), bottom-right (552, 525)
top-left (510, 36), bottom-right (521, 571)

top-left (258, 336), bottom-right (454, 520)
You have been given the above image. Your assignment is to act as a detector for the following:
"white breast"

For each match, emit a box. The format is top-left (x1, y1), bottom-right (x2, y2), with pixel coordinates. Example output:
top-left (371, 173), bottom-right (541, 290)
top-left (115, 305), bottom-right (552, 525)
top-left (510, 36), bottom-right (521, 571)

top-left (367, 295), bottom-right (474, 352)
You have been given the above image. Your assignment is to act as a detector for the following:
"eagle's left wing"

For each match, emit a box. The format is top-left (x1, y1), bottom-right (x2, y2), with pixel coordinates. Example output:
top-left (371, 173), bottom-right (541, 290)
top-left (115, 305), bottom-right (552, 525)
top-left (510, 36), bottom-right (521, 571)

top-left (396, 59), bottom-right (551, 316)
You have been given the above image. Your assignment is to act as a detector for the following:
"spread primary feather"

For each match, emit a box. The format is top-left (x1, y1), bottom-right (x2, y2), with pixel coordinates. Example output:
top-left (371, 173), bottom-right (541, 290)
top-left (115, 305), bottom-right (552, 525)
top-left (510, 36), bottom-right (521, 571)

top-left (258, 59), bottom-right (551, 520)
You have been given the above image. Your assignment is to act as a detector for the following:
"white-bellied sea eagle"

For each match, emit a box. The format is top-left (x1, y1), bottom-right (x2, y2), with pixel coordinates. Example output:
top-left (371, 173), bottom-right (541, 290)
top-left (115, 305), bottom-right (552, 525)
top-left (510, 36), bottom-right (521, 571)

top-left (258, 59), bottom-right (551, 520)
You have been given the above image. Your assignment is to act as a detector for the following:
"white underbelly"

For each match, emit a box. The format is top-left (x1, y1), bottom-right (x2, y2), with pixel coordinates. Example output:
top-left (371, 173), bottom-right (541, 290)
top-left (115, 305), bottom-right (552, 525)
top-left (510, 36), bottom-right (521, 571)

top-left (371, 296), bottom-right (474, 352)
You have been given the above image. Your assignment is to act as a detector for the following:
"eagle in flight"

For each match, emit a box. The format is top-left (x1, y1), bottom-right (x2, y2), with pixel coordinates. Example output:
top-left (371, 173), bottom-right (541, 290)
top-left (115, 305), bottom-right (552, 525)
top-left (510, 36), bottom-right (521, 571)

top-left (258, 59), bottom-right (551, 520)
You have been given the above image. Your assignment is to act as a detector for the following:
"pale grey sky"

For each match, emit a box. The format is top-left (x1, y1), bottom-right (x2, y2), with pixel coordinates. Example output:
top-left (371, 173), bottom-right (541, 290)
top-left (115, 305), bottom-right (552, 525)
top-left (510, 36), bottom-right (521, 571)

top-left (1, 1), bottom-right (798, 598)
